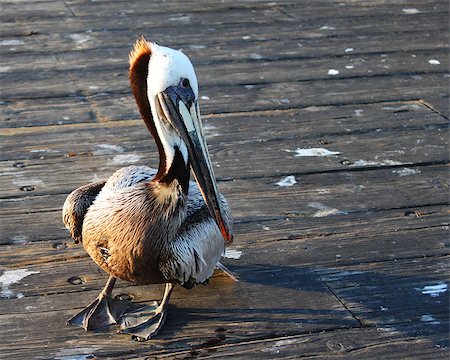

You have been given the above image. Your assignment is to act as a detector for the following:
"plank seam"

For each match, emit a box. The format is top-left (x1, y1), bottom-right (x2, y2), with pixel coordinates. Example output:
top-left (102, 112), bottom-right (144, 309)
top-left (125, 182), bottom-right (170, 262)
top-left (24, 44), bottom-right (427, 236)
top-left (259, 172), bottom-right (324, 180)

top-left (312, 269), bottom-right (364, 327)
top-left (62, 1), bottom-right (76, 17)
top-left (418, 99), bottom-right (450, 121)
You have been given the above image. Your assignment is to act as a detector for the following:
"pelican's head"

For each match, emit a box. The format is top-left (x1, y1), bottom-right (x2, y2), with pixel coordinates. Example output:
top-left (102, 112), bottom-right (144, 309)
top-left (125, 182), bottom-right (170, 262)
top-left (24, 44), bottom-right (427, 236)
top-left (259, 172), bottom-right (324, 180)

top-left (129, 37), bottom-right (232, 245)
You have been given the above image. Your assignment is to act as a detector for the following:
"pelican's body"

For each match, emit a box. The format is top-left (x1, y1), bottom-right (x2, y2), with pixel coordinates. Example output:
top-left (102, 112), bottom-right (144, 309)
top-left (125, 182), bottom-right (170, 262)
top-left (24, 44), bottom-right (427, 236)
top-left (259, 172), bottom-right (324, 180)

top-left (75, 165), bottom-right (229, 286)
top-left (63, 38), bottom-right (233, 340)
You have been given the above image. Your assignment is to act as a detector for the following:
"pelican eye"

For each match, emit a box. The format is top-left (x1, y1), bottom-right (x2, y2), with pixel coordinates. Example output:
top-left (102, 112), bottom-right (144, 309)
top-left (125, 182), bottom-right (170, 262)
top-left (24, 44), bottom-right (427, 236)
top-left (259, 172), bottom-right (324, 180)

top-left (181, 78), bottom-right (190, 88)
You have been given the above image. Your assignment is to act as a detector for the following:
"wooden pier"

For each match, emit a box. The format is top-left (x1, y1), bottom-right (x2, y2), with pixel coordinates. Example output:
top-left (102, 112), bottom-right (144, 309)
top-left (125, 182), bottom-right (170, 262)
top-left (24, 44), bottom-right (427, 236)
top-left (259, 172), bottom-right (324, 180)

top-left (1, 0), bottom-right (449, 358)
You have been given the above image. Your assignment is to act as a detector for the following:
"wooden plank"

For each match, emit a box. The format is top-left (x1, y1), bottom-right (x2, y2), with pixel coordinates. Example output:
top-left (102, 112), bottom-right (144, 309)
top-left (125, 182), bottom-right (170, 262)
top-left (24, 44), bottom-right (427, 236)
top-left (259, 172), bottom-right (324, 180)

top-left (1, 11), bottom-right (447, 64)
top-left (0, 1), bottom-right (448, 358)
top-left (2, 102), bottom-right (448, 169)
top-left (1, 122), bottom-right (448, 202)
top-left (0, 0), bottom-right (72, 22)
top-left (1, 149), bottom-right (448, 213)
top-left (2, 0), bottom-right (447, 34)
top-left (1, 72), bottom-right (447, 121)
top-left (1, 202), bottom-right (448, 270)
top-left (152, 327), bottom-right (448, 359)
top-left (2, 322), bottom-right (448, 359)
top-left (316, 256), bottom-right (449, 347)
top-left (1, 101), bottom-right (443, 148)
top-left (2, 48), bottom-right (448, 102)
top-left (0, 96), bottom-right (95, 129)
top-left (3, 28), bottom-right (448, 76)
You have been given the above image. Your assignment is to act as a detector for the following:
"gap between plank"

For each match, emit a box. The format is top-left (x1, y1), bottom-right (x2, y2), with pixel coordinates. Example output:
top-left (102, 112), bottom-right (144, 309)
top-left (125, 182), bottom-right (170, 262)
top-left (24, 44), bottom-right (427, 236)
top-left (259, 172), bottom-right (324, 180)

top-left (313, 268), bottom-right (363, 328)
top-left (418, 99), bottom-right (450, 121)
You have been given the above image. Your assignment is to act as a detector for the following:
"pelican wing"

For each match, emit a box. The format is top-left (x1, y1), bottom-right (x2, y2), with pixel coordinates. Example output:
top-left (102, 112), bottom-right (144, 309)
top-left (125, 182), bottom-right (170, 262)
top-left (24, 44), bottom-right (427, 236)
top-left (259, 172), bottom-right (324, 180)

top-left (62, 181), bottom-right (106, 243)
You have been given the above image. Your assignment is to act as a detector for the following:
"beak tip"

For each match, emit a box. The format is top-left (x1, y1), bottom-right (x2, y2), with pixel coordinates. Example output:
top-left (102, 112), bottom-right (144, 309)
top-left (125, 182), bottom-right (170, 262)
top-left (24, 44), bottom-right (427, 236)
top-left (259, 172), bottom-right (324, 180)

top-left (219, 223), bottom-right (233, 246)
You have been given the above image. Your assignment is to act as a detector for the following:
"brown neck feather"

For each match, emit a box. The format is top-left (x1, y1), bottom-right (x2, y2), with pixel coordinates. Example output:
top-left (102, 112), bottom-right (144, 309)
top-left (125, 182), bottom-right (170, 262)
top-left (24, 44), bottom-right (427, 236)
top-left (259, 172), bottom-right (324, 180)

top-left (129, 38), bottom-right (190, 194)
top-left (129, 38), bottom-right (166, 177)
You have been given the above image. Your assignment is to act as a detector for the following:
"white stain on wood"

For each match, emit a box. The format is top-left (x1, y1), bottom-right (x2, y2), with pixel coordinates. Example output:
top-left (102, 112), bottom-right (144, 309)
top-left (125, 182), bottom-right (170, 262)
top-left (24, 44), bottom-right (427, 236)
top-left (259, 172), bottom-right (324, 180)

top-left (69, 34), bottom-right (92, 46)
top-left (288, 148), bottom-right (340, 157)
top-left (415, 283), bottom-right (447, 297)
top-left (223, 249), bottom-right (243, 259)
top-left (420, 314), bottom-right (440, 325)
top-left (308, 202), bottom-right (347, 217)
top-left (250, 53), bottom-right (263, 60)
top-left (320, 25), bottom-right (335, 30)
top-left (0, 269), bottom-right (40, 298)
top-left (351, 159), bottom-right (402, 167)
top-left (12, 177), bottom-right (43, 187)
top-left (261, 338), bottom-right (299, 353)
top-left (109, 154), bottom-right (142, 165)
top-left (0, 39), bottom-right (24, 46)
top-left (392, 168), bottom-right (421, 177)
top-left (93, 144), bottom-right (124, 155)
top-left (276, 175), bottom-right (297, 187)
top-left (402, 8), bottom-right (421, 14)
top-left (55, 347), bottom-right (100, 360)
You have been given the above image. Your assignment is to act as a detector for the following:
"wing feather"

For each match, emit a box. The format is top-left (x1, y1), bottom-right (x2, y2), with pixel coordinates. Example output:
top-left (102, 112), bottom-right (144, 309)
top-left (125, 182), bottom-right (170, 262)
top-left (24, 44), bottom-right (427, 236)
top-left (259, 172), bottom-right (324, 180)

top-left (62, 181), bottom-right (106, 243)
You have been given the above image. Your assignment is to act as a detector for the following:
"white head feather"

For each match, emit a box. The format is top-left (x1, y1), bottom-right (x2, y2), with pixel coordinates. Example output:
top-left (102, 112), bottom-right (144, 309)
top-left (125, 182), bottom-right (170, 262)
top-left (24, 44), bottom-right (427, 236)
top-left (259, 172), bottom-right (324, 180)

top-left (146, 43), bottom-right (199, 173)
top-left (147, 43), bottom-right (198, 98)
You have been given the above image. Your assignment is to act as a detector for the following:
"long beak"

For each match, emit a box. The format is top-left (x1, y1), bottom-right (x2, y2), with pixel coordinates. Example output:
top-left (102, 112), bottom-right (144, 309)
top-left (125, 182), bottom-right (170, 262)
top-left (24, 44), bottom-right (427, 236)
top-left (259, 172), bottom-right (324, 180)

top-left (156, 87), bottom-right (233, 245)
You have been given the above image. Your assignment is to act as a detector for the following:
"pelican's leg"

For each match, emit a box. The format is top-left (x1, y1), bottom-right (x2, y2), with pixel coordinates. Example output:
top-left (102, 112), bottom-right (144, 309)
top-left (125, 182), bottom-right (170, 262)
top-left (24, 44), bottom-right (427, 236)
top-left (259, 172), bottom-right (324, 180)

top-left (120, 283), bottom-right (175, 341)
top-left (67, 275), bottom-right (129, 330)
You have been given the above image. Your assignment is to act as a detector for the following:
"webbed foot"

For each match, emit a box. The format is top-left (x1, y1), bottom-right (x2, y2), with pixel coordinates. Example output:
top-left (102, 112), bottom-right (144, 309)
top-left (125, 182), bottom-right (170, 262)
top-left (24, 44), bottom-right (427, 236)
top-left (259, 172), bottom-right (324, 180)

top-left (119, 283), bottom-right (174, 341)
top-left (67, 276), bottom-right (128, 330)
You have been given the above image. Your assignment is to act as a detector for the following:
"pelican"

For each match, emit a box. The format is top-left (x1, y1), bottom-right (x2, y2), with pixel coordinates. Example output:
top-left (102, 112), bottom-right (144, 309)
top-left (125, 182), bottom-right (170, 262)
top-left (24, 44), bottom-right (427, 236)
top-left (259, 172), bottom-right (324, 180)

top-left (62, 37), bottom-right (233, 341)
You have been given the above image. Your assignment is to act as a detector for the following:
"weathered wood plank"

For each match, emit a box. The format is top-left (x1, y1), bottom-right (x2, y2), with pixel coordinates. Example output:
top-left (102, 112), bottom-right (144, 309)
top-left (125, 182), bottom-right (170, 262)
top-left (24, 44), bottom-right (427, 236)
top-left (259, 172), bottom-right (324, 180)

top-left (1, 155), bottom-right (448, 217)
top-left (2, 102), bottom-right (448, 178)
top-left (2, 322), bottom-right (448, 359)
top-left (2, 72), bottom-right (447, 125)
top-left (1, 101), bottom-right (443, 149)
top-left (1, 201), bottom-right (448, 265)
top-left (2, 48), bottom-right (448, 103)
top-left (2, 0), bottom-right (447, 37)
top-left (3, 28), bottom-right (448, 77)
top-left (1, 12), bottom-right (447, 78)
top-left (152, 326), bottom-right (448, 359)
top-left (316, 255), bottom-right (450, 348)
top-left (1, 124), bottom-right (448, 203)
